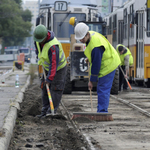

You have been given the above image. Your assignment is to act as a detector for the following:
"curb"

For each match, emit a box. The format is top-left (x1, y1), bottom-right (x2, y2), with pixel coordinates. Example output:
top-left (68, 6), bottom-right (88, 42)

top-left (0, 75), bottom-right (31, 150)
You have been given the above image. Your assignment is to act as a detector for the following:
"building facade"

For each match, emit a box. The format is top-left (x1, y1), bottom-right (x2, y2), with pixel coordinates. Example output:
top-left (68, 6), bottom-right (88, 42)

top-left (22, 1), bottom-right (39, 49)
top-left (96, 0), bottom-right (129, 17)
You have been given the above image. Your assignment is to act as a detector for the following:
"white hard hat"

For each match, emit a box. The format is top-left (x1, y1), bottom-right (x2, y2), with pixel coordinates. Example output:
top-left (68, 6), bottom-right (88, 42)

top-left (74, 22), bottom-right (89, 40)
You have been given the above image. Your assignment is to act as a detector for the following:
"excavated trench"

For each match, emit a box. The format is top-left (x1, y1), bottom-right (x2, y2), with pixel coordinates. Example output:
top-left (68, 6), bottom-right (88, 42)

top-left (8, 77), bottom-right (93, 150)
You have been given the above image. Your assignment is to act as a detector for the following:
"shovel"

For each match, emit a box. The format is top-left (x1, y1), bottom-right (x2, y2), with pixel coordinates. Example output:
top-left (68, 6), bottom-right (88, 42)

top-left (42, 65), bottom-right (55, 115)
top-left (119, 65), bottom-right (132, 90)
top-left (42, 66), bottom-right (67, 120)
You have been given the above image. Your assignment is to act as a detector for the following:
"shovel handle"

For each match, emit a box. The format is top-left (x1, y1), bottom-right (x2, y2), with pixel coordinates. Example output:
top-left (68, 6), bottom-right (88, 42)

top-left (126, 79), bottom-right (132, 90)
top-left (119, 65), bottom-right (132, 90)
top-left (90, 89), bottom-right (93, 112)
top-left (88, 63), bottom-right (94, 112)
top-left (42, 66), bottom-right (54, 115)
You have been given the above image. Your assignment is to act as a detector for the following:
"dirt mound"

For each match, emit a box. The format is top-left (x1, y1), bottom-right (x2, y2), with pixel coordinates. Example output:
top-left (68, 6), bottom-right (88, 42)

top-left (8, 78), bottom-right (91, 150)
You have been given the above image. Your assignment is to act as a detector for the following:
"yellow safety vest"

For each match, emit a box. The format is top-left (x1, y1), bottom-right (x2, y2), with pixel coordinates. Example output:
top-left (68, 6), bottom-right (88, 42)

top-left (116, 44), bottom-right (133, 66)
top-left (84, 31), bottom-right (121, 78)
top-left (36, 37), bottom-right (66, 71)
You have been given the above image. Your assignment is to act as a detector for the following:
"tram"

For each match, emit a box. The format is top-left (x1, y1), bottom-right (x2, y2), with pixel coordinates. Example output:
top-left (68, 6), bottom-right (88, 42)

top-left (104, 0), bottom-right (150, 87)
top-left (36, 0), bottom-right (117, 94)
top-left (36, 0), bottom-right (100, 58)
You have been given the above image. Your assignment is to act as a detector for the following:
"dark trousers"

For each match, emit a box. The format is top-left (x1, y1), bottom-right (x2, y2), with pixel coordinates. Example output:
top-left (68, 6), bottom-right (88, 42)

top-left (119, 66), bottom-right (127, 91)
top-left (40, 65), bottom-right (67, 114)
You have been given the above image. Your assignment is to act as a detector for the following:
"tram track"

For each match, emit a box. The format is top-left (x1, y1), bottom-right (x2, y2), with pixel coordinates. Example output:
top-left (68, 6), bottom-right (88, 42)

top-left (61, 89), bottom-right (150, 150)
top-left (7, 75), bottom-right (150, 149)
top-left (111, 89), bottom-right (150, 117)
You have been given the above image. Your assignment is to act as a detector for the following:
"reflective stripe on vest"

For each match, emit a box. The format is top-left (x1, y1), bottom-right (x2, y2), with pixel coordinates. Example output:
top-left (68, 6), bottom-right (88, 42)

top-left (36, 37), bottom-right (66, 71)
top-left (42, 49), bottom-right (66, 70)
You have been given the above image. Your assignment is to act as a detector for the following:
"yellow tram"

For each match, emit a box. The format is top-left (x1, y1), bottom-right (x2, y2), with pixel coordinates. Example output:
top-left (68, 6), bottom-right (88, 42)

top-left (104, 0), bottom-right (150, 87)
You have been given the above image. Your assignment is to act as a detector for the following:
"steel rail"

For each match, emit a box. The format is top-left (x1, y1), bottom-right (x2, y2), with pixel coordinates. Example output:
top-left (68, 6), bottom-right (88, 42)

top-left (110, 95), bottom-right (150, 117)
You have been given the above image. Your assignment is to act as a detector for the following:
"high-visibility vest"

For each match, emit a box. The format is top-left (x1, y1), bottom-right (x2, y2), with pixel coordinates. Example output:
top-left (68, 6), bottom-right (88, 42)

top-left (84, 31), bottom-right (121, 78)
top-left (116, 44), bottom-right (133, 66)
top-left (36, 37), bottom-right (66, 71)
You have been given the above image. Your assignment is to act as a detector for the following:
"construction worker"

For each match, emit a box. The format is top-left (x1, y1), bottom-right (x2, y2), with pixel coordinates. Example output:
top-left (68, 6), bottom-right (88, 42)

top-left (33, 24), bottom-right (67, 118)
top-left (74, 22), bottom-right (121, 112)
top-left (116, 44), bottom-right (133, 91)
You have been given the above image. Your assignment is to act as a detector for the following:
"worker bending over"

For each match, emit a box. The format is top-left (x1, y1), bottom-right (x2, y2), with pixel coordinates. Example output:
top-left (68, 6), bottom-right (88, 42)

top-left (33, 24), bottom-right (67, 118)
top-left (116, 44), bottom-right (133, 91)
top-left (74, 22), bottom-right (121, 112)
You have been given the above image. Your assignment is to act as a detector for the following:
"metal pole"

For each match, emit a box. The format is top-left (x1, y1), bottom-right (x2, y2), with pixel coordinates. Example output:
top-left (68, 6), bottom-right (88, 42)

top-left (111, 0), bottom-right (114, 12)
top-left (38, 0), bottom-right (40, 14)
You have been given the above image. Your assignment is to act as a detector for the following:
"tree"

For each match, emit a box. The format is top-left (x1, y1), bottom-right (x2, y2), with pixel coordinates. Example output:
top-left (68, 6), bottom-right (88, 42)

top-left (14, 0), bottom-right (22, 8)
top-left (21, 9), bottom-right (32, 22)
top-left (0, 0), bottom-right (32, 53)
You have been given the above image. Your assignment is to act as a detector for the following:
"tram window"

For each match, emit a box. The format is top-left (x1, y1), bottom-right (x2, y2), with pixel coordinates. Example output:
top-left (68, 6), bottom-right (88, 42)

top-left (118, 21), bottom-right (123, 43)
top-left (88, 24), bottom-right (102, 34)
top-left (147, 9), bottom-right (150, 37)
top-left (106, 26), bottom-right (109, 35)
top-left (130, 4), bottom-right (134, 38)
top-left (123, 8), bottom-right (127, 39)
top-left (48, 12), bottom-right (51, 30)
top-left (109, 17), bottom-right (112, 34)
top-left (113, 14), bottom-right (117, 42)
top-left (53, 13), bottom-right (86, 38)
top-left (41, 16), bottom-right (46, 26)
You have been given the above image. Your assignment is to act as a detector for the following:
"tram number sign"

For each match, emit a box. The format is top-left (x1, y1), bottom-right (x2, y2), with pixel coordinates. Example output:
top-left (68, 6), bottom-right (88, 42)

top-left (54, 1), bottom-right (67, 11)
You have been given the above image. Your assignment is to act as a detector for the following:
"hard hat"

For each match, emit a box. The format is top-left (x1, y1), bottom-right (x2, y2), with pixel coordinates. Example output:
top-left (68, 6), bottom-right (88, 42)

top-left (33, 24), bottom-right (48, 42)
top-left (74, 22), bottom-right (89, 40)
top-left (69, 17), bottom-right (75, 26)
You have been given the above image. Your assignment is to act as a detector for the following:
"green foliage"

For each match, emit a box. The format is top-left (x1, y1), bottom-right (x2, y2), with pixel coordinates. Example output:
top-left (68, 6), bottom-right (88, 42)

top-left (21, 9), bottom-right (33, 22)
top-left (14, 0), bottom-right (22, 8)
top-left (0, 0), bottom-right (32, 51)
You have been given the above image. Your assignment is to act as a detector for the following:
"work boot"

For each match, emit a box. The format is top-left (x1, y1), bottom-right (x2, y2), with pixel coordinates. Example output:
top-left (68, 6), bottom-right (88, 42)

top-left (36, 112), bottom-right (46, 118)
top-left (46, 112), bottom-right (51, 117)
top-left (46, 109), bottom-right (52, 117)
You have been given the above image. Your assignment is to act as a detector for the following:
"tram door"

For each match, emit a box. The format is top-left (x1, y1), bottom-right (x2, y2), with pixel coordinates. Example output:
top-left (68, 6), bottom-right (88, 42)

top-left (136, 10), bottom-right (144, 79)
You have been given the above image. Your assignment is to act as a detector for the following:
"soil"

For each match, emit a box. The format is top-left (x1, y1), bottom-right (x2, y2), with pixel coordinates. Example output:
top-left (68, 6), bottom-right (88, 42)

top-left (8, 77), bottom-right (91, 150)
